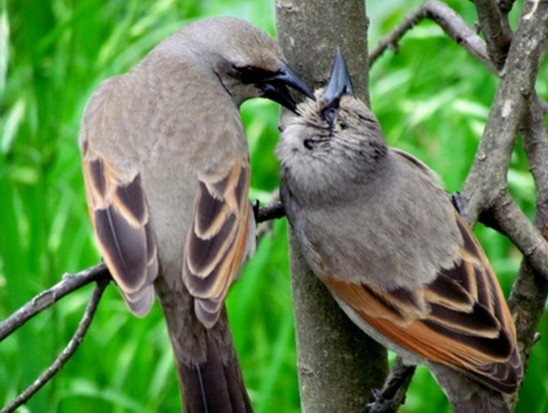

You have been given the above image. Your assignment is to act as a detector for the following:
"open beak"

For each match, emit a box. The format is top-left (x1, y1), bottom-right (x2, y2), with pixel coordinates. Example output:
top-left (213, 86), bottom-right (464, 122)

top-left (322, 48), bottom-right (355, 106)
top-left (259, 62), bottom-right (314, 113)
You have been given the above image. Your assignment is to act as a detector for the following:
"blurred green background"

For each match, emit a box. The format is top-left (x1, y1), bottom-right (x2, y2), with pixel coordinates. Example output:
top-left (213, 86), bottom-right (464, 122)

top-left (0, 0), bottom-right (546, 412)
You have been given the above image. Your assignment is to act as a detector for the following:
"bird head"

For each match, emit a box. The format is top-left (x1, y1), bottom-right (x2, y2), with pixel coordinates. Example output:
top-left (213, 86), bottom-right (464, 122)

top-left (179, 17), bottom-right (313, 111)
top-left (276, 48), bottom-right (388, 201)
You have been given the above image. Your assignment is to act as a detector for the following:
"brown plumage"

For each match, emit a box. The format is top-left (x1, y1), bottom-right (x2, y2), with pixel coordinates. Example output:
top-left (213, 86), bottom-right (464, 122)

top-left (81, 17), bottom-right (312, 412)
top-left (277, 50), bottom-right (522, 411)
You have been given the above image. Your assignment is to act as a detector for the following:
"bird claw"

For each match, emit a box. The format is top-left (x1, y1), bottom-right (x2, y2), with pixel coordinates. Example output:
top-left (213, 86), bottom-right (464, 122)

top-left (251, 199), bottom-right (261, 221)
top-left (450, 192), bottom-right (467, 217)
top-left (363, 390), bottom-right (396, 413)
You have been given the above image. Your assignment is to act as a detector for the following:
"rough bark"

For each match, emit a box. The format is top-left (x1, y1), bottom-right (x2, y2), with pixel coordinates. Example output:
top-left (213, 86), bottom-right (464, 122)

top-left (461, 0), bottom-right (548, 225)
top-left (276, 1), bottom-right (387, 411)
top-left (276, 0), bottom-right (370, 104)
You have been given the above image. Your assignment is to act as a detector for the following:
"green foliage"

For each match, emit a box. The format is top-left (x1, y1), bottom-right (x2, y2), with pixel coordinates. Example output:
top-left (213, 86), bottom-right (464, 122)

top-left (0, 0), bottom-right (545, 412)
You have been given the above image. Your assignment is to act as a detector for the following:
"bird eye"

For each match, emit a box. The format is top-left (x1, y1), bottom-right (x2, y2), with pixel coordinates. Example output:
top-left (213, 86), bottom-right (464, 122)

top-left (235, 65), bottom-right (275, 84)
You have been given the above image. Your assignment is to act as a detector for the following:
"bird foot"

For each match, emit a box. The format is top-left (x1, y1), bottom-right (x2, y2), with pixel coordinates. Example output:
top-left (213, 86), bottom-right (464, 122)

top-left (450, 192), bottom-right (467, 218)
top-left (363, 388), bottom-right (398, 413)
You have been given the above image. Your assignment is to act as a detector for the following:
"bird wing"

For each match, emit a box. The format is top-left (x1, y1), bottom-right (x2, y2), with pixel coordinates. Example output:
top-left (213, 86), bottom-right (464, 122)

top-left (82, 149), bottom-right (158, 317)
top-left (183, 159), bottom-right (254, 328)
top-left (323, 213), bottom-right (522, 393)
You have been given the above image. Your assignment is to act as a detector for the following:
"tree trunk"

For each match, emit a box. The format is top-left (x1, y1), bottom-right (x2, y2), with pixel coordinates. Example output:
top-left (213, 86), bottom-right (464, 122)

top-left (275, 1), bottom-right (388, 411)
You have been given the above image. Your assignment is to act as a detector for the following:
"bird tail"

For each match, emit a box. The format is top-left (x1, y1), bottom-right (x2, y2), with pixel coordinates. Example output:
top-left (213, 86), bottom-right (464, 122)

top-left (449, 392), bottom-right (510, 413)
top-left (179, 332), bottom-right (253, 413)
top-left (430, 364), bottom-right (512, 413)
top-left (154, 274), bottom-right (252, 413)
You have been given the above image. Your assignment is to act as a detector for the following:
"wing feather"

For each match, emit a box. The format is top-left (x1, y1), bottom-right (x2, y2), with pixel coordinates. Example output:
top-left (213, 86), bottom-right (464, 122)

top-left (183, 161), bottom-right (254, 328)
top-left (82, 154), bottom-right (158, 316)
top-left (323, 213), bottom-right (522, 394)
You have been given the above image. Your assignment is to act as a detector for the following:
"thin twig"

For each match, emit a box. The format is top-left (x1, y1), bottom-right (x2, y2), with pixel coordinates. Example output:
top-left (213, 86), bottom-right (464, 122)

top-left (256, 194), bottom-right (286, 241)
top-left (1, 280), bottom-right (109, 413)
top-left (471, 0), bottom-right (512, 69)
top-left (521, 95), bottom-right (548, 205)
top-left (256, 200), bottom-right (285, 223)
top-left (0, 199), bottom-right (283, 409)
top-left (0, 264), bottom-right (110, 341)
top-left (369, 0), bottom-right (497, 73)
top-left (489, 191), bottom-right (548, 281)
top-left (0, 199), bottom-right (281, 344)
top-left (0, 199), bottom-right (284, 343)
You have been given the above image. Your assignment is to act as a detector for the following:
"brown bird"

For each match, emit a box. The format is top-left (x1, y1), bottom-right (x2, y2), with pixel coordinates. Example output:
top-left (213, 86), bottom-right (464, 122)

top-left (277, 50), bottom-right (522, 412)
top-left (80, 17), bottom-right (312, 412)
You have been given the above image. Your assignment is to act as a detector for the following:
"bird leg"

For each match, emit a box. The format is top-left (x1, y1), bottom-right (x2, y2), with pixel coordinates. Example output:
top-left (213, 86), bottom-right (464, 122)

top-left (450, 192), bottom-right (467, 218)
top-left (363, 358), bottom-right (416, 413)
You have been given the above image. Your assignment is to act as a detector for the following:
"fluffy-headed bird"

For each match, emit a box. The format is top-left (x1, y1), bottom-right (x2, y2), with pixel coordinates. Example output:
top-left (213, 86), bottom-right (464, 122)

top-left (277, 50), bottom-right (522, 412)
top-left (80, 17), bottom-right (312, 412)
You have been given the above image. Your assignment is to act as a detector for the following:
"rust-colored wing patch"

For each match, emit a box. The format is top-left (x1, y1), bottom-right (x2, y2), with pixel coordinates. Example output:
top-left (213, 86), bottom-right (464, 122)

top-left (183, 161), bottom-right (252, 328)
top-left (324, 214), bottom-right (522, 393)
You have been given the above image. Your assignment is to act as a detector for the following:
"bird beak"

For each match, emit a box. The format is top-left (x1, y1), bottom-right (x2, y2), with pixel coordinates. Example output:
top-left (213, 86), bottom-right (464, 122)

top-left (259, 62), bottom-right (314, 113)
top-left (322, 48), bottom-right (355, 106)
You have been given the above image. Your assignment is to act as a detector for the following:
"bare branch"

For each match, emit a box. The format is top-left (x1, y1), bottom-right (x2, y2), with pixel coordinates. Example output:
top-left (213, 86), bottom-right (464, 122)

top-left (458, 2), bottom-right (548, 406)
top-left (496, 0), bottom-right (517, 48)
top-left (521, 95), bottom-right (548, 203)
top-left (256, 200), bottom-right (285, 223)
top-left (460, 0), bottom-right (548, 225)
top-left (489, 191), bottom-right (548, 281)
top-left (509, 262), bottom-right (548, 372)
top-left (0, 264), bottom-right (110, 341)
top-left (369, 1), bottom-right (497, 74)
top-left (497, 0), bottom-right (517, 15)
top-left (0, 198), bottom-right (283, 345)
top-left (471, 0), bottom-right (513, 69)
top-left (1, 280), bottom-right (108, 413)
top-left (508, 93), bottom-right (548, 374)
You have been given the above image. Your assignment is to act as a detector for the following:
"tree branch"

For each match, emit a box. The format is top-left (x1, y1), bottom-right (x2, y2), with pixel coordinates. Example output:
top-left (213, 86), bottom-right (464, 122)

top-left (369, 1), bottom-right (498, 74)
top-left (1, 279), bottom-right (108, 413)
top-left (488, 191), bottom-right (548, 281)
top-left (497, 0), bottom-right (518, 15)
top-left (508, 93), bottom-right (548, 374)
top-left (0, 199), bottom-right (292, 409)
top-left (356, 0), bottom-right (547, 410)
top-left (471, 0), bottom-right (513, 69)
top-left (459, 1), bottom-right (547, 408)
top-left (0, 264), bottom-right (110, 341)
top-left (0, 200), bottom-right (283, 344)
top-left (255, 200), bottom-right (285, 223)
top-left (521, 94), bottom-right (548, 205)
top-left (460, 0), bottom-right (548, 225)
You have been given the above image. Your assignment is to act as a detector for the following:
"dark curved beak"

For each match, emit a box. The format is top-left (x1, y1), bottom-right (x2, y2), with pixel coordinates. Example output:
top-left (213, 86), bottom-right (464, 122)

top-left (322, 48), bottom-right (355, 106)
top-left (260, 62), bottom-right (314, 113)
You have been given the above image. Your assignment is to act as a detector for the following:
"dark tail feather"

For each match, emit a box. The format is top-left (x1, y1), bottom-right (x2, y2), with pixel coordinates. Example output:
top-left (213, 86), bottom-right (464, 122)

top-left (180, 329), bottom-right (253, 413)
top-left (154, 276), bottom-right (252, 413)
